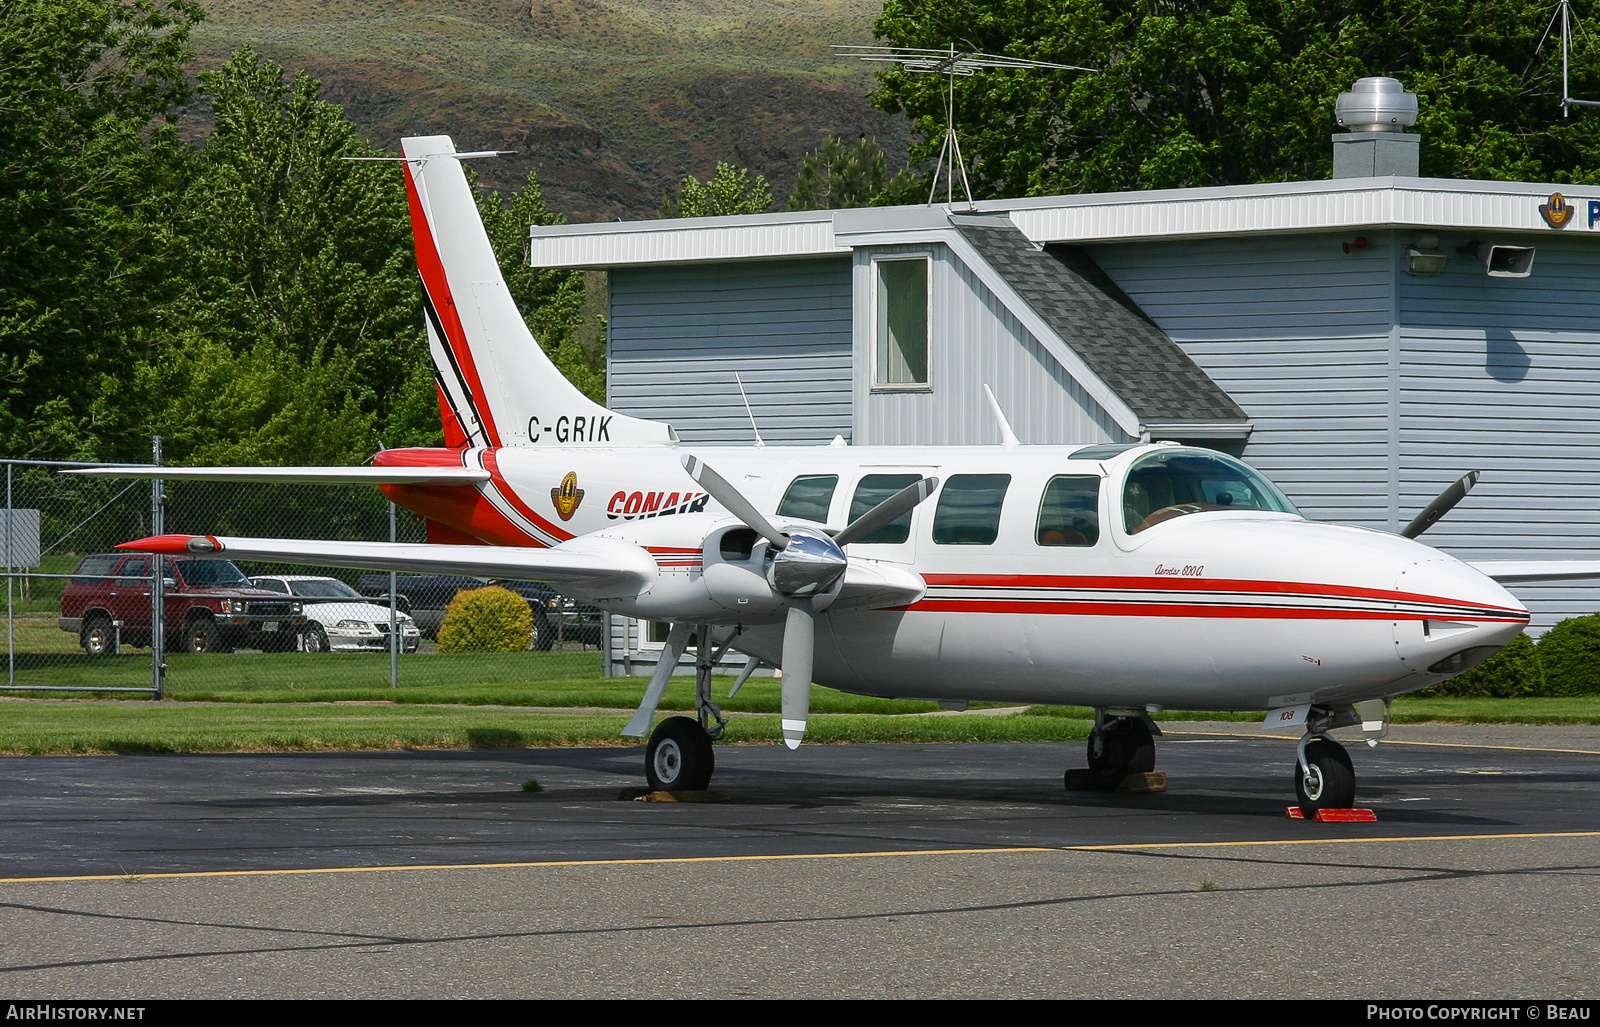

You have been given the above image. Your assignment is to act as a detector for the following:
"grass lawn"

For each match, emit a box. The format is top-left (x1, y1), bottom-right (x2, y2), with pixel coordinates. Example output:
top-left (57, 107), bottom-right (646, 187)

top-left (0, 702), bottom-right (1093, 755)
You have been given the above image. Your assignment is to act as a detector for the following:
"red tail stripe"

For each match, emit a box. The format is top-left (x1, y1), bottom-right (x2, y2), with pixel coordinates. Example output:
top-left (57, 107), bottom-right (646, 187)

top-left (921, 574), bottom-right (1525, 615)
top-left (402, 163), bottom-right (500, 447)
top-left (482, 449), bottom-right (575, 543)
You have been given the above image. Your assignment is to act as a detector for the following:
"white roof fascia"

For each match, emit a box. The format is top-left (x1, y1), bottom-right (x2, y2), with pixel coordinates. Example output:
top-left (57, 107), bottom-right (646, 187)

top-left (529, 176), bottom-right (1600, 268)
top-left (934, 229), bottom-right (1145, 438)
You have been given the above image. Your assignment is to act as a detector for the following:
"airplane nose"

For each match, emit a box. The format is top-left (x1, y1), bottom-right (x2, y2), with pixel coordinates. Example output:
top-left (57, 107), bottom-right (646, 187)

top-left (1393, 559), bottom-right (1529, 675)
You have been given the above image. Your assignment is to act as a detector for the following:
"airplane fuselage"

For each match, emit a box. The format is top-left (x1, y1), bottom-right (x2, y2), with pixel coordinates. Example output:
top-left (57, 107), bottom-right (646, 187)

top-left (376, 442), bottom-right (1528, 711)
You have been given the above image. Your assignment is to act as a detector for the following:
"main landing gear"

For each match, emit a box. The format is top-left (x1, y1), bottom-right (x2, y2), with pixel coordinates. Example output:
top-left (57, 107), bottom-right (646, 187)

top-left (1073, 709), bottom-right (1160, 789)
top-left (643, 624), bottom-right (732, 792)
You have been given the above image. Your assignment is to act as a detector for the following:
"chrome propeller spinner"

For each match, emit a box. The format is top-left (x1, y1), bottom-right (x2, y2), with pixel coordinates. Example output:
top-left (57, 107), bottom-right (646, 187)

top-left (681, 454), bottom-right (938, 749)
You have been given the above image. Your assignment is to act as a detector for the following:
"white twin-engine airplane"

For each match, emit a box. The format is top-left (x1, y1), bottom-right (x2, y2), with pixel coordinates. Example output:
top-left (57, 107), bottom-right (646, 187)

top-left (81, 136), bottom-right (1600, 814)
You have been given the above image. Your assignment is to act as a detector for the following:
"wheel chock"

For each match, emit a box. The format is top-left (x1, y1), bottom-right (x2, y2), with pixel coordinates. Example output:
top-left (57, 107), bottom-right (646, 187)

top-left (1063, 770), bottom-right (1167, 793)
top-left (617, 788), bottom-right (732, 803)
top-left (1285, 806), bottom-right (1377, 822)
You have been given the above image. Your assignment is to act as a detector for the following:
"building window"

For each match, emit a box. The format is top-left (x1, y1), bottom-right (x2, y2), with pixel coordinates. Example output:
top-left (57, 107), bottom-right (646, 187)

top-left (874, 257), bottom-right (929, 387)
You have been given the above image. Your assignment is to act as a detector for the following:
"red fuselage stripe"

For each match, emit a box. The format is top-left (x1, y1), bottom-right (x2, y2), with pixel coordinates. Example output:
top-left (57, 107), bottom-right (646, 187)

top-left (901, 598), bottom-right (1528, 622)
top-left (481, 449), bottom-right (575, 543)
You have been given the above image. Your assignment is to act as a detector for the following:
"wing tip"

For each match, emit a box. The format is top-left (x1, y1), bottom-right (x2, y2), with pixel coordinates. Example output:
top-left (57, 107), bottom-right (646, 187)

top-left (117, 534), bottom-right (220, 554)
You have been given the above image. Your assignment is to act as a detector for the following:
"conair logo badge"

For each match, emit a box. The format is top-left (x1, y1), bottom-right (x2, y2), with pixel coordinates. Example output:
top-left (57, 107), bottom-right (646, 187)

top-left (551, 472), bottom-right (584, 520)
top-left (1540, 192), bottom-right (1575, 228)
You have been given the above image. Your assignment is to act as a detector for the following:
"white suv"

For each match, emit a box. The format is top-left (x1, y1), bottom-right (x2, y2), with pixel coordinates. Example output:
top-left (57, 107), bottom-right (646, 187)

top-left (250, 575), bottom-right (421, 653)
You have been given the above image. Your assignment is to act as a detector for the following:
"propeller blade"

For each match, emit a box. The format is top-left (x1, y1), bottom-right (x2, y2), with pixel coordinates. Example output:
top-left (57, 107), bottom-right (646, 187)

top-left (1400, 471), bottom-right (1481, 539)
top-left (780, 599), bottom-right (815, 750)
top-left (681, 454), bottom-right (789, 550)
top-left (833, 477), bottom-right (940, 548)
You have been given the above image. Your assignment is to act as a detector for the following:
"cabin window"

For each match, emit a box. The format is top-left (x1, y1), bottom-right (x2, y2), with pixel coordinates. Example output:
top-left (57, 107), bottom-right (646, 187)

top-left (1037, 475), bottom-right (1101, 547)
top-left (932, 474), bottom-right (1011, 545)
top-left (848, 473), bottom-right (922, 544)
top-left (1122, 449), bottom-right (1300, 534)
top-left (777, 475), bottom-right (838, 522)
top-left (874, 257), bottom-right (929, 387)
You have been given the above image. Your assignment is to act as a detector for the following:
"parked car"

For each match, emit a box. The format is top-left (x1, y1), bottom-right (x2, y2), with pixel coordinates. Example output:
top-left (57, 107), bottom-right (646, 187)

top-left (59, 554), bottom-right (305, 655)
top-left (356, 574), bottom-right (485, 640)
top-left (250, 575), bottom-right (420, 653)
top-left (489, 578), bottom-right (605, 650)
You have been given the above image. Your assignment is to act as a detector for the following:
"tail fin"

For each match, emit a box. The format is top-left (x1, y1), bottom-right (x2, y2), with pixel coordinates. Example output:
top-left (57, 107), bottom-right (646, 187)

top-left (400, 135), bottom-right (675, 448)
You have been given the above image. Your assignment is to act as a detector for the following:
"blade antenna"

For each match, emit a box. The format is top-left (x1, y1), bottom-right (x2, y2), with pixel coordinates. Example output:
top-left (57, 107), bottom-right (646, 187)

top-left (734, 372), bottom-right (766, 447)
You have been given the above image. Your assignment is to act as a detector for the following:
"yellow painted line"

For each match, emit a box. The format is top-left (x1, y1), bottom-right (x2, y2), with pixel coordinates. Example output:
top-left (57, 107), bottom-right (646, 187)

top-left (1069, 830), bottom-right (1600, 851)
top-left (1165, 729), bottom-right (1600, 756)
top-left (0, 847), bottom-right (1054, 885)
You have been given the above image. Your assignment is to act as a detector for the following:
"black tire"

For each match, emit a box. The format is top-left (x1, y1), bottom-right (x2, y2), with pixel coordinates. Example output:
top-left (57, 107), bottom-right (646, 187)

top-left (182, 618), bottom-right (224, 654)
top-left (1086, 716), bottom-right (1157, 782)
top-left (80, 616), bottom-right (117, 657)
top-left (644, 716), bottom-right (715, 791)
top-left (532, 612), bottom-right (555, 651)
top-left (1295, 738), bottom-right (1356, 813)
top-left (302, 622), bottom-right (330, 653)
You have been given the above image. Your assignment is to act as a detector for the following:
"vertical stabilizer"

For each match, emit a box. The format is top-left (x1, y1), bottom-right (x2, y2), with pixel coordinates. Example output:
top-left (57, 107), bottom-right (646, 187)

top-left (400, 135), bottom-right (675, 448)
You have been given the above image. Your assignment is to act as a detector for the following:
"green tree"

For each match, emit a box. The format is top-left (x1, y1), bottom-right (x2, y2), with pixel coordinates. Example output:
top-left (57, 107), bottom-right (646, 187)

top-left (0, 0), bottom-right (203, 457)
top-left (662, 162), bottom-right (773, 217)
top-left (871, 0), bottom-right (1600, 199)
top-left (787, 136), bottom-right (920, 210)
top-left (475, 172), bottom-right (604, 402)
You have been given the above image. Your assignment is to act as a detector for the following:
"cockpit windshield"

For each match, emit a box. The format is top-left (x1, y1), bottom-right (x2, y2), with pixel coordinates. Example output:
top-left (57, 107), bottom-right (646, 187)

top-left (1121, 449), bottom-right (1298, 534)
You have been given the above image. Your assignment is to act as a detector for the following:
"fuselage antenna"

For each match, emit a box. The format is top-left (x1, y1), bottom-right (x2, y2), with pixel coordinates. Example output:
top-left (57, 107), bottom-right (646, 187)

top-left (734, 372), bottom-right (767, 447)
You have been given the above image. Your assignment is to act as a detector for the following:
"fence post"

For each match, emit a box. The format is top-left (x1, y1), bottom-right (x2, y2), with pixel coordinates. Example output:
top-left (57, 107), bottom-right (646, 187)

top-left (151, 436), bottom-right (165, 700)
top-left (7, 461), bottom-right (13, 692)
top-left (388, 499), bottom-right (398, 689)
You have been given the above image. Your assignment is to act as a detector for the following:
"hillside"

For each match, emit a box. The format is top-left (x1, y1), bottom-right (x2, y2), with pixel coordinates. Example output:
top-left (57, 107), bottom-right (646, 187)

top-left (185, 0), bottom-right (910, 221)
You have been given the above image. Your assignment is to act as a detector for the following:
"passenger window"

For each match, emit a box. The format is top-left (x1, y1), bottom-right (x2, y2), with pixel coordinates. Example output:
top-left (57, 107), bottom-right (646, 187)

top-left (72, 555), bottom-right (118, 584)
top-left (777, 475), bottom-right (837, 522)
top-left (932, 474), bottom-right (1011, 545)
top-left (1037, 476), bottom-right (1101, 547)
top-left (115, 557), bottom-right (150, 584)
top-left (848, 473), bottom-right (922, 544)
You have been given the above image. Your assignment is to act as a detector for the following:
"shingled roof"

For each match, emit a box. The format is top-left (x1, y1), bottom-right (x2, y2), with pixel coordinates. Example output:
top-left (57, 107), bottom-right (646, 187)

top-left (951, 214), bottom-right (1248, 424)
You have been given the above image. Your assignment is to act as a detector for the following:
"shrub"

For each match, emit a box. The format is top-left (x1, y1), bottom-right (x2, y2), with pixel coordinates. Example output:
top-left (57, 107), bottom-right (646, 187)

top-left (437, 586), bottom-right (532, 654)
top-left (1535, 613), bottom-right (1600, 696)
top-left (1428, 633), bottom-right (1544, 697)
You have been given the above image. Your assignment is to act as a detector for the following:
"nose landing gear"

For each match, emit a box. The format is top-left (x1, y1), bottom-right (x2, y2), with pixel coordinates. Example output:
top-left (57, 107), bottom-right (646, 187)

top-left (1294, 735), bottom-right (1356, 813)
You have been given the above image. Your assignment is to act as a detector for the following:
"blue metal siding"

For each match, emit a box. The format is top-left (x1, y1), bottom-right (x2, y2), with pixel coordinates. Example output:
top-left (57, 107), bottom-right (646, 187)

top-left (1097, 229), bottom-right (1600, 631)
top-left (852, 242), bottom-right (1127, 447)
top-left (1396, 232), bottom-right (1600, 628)
top-left (608, 258), bottom-right (854, 445)
top-left (1094, 232), bottom-right (1396, 529)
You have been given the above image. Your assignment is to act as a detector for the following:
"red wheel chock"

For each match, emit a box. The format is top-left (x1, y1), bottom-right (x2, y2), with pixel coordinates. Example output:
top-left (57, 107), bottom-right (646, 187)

top-left (1285, 806), bottom-right (1377, 822)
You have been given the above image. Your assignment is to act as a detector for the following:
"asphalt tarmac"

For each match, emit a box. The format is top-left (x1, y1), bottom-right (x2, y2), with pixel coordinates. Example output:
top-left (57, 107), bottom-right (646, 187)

top-left (0, 723), bottom-right (1596, 998)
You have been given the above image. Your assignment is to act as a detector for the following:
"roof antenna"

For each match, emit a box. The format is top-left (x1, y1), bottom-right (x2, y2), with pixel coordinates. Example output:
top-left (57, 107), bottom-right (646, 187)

top-left (734, 372), bottom-right (766, 447)
top-left (983, 384), bottom-right (1021, 447)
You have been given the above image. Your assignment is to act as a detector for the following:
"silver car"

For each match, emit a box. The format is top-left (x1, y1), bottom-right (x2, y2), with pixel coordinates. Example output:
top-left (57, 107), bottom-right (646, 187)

top-left (250, 575), bottom-right (421, 653)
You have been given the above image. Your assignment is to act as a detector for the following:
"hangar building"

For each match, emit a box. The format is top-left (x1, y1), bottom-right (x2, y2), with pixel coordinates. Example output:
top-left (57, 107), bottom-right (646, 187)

top-left (526, 79), bottom-right (1600, 671)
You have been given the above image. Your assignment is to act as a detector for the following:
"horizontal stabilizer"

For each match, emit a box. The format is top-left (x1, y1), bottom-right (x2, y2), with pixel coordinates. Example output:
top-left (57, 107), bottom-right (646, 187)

top-left (118, 534), bottom-right (656, 599)
top-left (65, 466), bottom-right (488, 486)
top-left (1468, 560), bottom-right (1600, 584)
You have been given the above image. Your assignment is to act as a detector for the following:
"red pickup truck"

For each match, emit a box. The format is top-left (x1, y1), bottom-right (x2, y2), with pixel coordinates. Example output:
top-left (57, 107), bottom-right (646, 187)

top-left (59, 553), bottom-right (306, 655)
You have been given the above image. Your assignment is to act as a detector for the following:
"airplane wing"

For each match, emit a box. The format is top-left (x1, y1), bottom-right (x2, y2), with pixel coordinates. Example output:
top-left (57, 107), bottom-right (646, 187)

top-left (1466, 560), bottom-right (1600, 584)
top-left (64, 466), bottom-right (487, 486)
top-left (118, 534), bottom-right (656, 600)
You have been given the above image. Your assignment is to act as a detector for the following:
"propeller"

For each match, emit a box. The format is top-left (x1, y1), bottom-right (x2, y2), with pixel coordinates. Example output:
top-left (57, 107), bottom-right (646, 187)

top-left (681, 455), bottom-right (938, 748)
top-left (1400, 471), bottom-right (1480, 539)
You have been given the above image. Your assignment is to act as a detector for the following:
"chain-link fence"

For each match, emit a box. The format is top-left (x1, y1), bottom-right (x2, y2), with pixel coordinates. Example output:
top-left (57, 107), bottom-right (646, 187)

top-left (3, 445), bottom-right (604, 699)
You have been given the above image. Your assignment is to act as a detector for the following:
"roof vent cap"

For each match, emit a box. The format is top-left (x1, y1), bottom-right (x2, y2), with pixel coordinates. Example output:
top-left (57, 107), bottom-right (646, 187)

top-left (1335, 77), bottom-right (1418, 132)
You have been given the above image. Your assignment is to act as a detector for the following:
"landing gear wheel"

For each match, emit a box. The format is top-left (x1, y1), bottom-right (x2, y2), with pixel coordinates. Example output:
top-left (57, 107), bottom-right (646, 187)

top-left (1295, 738), bottom-right (1356, 814)
top-left (1087, 717), bottom-right (1156, 784)
top-left (645, 716), bottom-right (715, 792)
